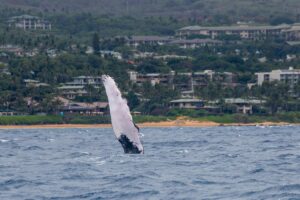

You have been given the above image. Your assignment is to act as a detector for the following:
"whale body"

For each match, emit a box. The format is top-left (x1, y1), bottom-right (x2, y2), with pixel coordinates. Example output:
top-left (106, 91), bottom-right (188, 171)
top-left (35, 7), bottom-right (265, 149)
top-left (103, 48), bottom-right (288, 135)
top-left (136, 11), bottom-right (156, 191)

top-left (102, 75), bottom-right (144, 154)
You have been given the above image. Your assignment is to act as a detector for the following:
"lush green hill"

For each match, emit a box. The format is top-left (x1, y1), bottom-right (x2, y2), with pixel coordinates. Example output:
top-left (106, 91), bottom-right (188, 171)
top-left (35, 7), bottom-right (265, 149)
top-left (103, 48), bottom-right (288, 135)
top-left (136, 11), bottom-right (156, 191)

top-left (0, 0), bottom-right (299, 24)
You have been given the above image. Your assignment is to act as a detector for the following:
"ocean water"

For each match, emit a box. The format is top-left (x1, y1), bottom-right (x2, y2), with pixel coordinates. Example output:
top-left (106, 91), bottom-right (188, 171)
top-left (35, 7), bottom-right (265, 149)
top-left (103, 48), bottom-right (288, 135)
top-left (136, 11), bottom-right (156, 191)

top-left (0, 126), bottom-right (300, 200)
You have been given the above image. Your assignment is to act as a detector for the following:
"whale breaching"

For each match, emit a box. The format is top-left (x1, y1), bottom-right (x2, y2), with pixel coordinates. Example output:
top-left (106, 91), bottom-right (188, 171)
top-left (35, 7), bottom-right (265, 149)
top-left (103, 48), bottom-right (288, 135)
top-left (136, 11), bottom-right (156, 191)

top-left (102, 75), bottom-right (144, 154)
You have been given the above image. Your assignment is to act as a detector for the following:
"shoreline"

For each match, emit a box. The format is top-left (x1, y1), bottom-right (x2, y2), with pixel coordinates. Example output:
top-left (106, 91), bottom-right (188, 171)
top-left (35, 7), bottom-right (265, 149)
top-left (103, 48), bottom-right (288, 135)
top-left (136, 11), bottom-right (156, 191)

top-left (0, 120), bottom-right (297, 129)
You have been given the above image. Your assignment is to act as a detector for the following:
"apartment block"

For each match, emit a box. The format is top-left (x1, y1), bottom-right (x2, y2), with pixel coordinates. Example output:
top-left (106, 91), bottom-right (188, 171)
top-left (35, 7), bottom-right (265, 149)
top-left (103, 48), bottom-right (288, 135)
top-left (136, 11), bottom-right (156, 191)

top-left (177, 24), bottom-right (300, 41)
top-left (8, 15), bottom-right (52, 30)
top-left (255, 67), bottom-right (300, 85)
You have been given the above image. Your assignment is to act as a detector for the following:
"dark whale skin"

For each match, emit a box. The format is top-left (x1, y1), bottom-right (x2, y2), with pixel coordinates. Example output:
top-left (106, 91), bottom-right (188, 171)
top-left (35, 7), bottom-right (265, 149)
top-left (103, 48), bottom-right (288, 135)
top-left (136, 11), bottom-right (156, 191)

top-left (118, 134), bottom-right (143, 154)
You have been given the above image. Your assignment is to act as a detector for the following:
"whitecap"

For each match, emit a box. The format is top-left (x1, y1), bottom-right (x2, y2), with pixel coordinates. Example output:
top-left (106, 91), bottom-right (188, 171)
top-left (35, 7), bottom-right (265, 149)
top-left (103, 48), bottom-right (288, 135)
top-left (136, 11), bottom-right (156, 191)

top-left (139, 132), bottom-right (145, 138)
top-left (0, 139), bottom-right (9, 143)
top-left (177, 149), bottom-right (189, 154)
top-left (96, 160), bottom-right (106, 166)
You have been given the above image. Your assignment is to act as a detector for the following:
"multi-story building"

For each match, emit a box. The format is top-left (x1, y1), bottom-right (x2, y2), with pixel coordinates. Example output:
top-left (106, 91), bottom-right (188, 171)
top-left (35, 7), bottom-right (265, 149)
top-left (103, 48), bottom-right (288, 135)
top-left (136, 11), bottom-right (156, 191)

top-left (64, 76), bottom-right (102, 88)
top-left (57, 86), bottom-right (88, 100)
top-left (58, 76), bottom-right (102, 99)
top-left (128, 70), bottom-right (237, 90)
top-left (255, 67), bottom-right (300, 86)
top-left (8, 15), bottom-right (52, 30)
top-left (282, 24), bottom-right (300, 41)
top-left (174, 70), bottom-right (236, 91)
top-left (177, 24), bottom-right (300, 41)
top-left (128, 71), bottom-right (174, 86)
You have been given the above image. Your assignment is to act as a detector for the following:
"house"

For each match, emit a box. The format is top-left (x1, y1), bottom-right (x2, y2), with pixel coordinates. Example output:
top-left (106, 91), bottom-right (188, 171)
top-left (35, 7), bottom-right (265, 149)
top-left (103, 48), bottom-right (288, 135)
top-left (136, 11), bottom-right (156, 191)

top-left (55, 97), bottom-right (108, 115)
top-left (224, 98), bottom-right (266, 114)
top-left (255, 67), bottom-right (300, 86)
top-left (61, 102), bottom-right (108, 115)
top-left (176, 24), bottom-right (294, 40)
top-left (100, 50), bottom-right (122, 60)
top-left (0, 45), bottom-right (23, 56)
top-left (0, 111), bottom-right (24, 116)
top-left (24, 79), bottom-right (49, 87)
top-left (170, 99), bottom-right (205, 109)
top-left (64, 76), bottom-right (102, 88)
top-left (57, 85), bottom-right (88, 100)
top-left (8, 15), bottom-right (52, 30)
top-left (133, 52), bottom-right (154, 59)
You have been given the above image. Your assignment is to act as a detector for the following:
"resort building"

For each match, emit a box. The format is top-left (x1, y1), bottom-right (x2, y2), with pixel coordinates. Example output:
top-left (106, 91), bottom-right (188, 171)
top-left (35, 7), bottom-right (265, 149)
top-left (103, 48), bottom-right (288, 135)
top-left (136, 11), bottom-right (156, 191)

top-left (64, 76), bottom-right (102, 88)
top-left (8, 15), bottom-right (52, 30)
top-left (128, 71), bottom-right (174, 86)
top-left (176, 24), bottom-right (300, 41)
top-left (57, 76), bottom-right (103, 99)
top-left (255, 67), bottom-right (300, 86)
top-left (57, 86), bottom-right (88, 100)
top-left (128, 70), bottom-right (237, 90)
top-left (174, 70), bottom-right (237, 91)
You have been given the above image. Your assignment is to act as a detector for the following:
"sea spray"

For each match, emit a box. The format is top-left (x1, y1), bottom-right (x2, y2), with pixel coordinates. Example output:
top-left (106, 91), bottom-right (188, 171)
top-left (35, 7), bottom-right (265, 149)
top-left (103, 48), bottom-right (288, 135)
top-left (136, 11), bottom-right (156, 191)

top-left (102, 75), bottom-right (144, 154)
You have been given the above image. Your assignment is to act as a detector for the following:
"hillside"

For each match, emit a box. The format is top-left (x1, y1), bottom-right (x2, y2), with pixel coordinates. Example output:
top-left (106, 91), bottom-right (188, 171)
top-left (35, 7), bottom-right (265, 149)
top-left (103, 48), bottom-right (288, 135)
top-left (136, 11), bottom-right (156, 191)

top-left (0, 0), bottom-right (299, 23)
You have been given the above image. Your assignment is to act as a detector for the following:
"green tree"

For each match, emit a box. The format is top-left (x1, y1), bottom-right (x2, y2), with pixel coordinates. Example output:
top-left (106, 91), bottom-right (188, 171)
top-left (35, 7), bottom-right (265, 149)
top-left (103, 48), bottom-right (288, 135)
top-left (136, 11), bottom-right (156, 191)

top-left (126, 91), bottom-right (140, 110)
top-left (92, 33), bottom-right (100, 54)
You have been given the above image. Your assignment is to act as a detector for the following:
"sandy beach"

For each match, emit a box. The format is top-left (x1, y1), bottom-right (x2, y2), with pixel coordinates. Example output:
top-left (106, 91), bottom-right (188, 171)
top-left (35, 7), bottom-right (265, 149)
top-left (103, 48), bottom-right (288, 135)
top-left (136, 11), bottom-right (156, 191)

top-left (0, 120), bottom-right (295, 129)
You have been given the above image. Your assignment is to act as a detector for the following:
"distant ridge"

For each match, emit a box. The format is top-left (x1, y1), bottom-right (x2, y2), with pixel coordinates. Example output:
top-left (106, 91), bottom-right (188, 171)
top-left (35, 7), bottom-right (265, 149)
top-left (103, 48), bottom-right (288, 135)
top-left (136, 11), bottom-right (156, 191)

top-left (0, 0), bottom-right (299, 22)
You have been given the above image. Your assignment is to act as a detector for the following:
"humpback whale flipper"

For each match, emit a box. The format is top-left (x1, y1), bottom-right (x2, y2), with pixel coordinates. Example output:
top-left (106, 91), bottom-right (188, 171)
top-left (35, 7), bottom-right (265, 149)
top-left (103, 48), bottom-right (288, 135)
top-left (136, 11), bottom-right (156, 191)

top-left (102, 75), bottom-right (144, 154)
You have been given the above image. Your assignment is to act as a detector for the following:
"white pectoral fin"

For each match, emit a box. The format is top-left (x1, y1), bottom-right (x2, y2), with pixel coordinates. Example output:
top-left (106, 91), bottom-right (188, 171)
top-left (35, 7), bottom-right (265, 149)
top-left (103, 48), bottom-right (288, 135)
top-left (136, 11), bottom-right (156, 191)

top-left (102, 75), bottom-right (144, 154)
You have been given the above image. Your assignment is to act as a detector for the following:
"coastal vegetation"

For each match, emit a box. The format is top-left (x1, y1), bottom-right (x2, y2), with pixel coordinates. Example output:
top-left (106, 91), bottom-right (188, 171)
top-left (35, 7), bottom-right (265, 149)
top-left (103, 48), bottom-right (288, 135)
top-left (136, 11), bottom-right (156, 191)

top-left (1, 112), bottom-right (300, 125)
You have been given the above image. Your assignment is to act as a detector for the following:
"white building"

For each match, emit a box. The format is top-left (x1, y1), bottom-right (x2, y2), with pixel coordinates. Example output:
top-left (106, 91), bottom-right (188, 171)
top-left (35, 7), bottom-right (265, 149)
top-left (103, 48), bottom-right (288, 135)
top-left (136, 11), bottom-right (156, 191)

top-left (65, 76), bottom-right (102, 88)
top-left (8, 15), bottom-right (52, 30)
top-left (100, 50), bottom-right (122, 60)
top-left (177, 24), bottom-right (300, 41)
top-left (58, 76), bottom-right (102, 99)
top-left (57, 85), bottom-right (88, 100)
top-left (256, 67), bottom-right (300, 86)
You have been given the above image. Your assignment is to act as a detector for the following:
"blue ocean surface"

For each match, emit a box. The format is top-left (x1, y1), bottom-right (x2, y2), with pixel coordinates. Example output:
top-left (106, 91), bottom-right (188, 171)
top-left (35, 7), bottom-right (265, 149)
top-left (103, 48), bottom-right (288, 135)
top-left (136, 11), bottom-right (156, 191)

top-left (0, 126), bottom-right (300, 200)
